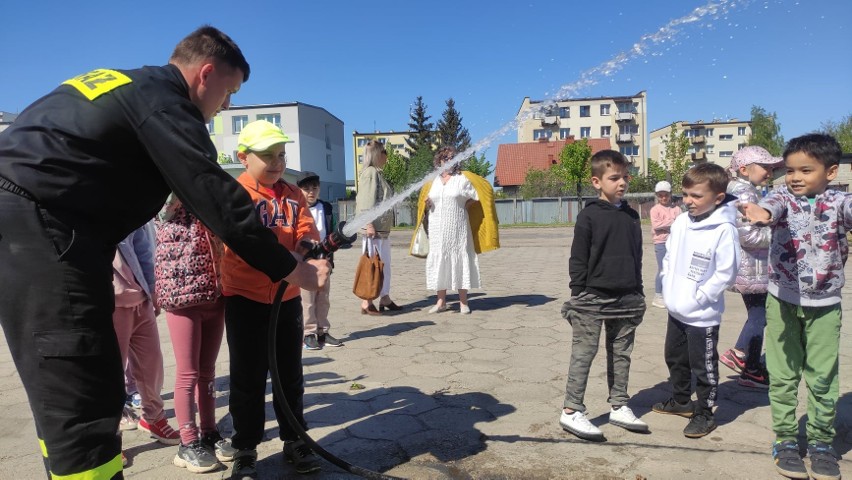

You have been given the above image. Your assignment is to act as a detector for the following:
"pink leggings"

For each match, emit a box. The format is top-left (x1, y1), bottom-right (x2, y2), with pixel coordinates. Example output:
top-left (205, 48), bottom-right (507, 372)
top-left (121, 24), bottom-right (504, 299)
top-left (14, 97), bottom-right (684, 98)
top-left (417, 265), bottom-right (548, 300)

top-left (165, 299), bottom-right (225, 445)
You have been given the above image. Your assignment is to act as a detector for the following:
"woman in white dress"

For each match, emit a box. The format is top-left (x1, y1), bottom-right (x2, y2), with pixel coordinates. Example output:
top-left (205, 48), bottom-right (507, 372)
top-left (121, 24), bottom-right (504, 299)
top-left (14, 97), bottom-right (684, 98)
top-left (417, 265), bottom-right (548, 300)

top-left (423, 147), bottom-right (480, 314)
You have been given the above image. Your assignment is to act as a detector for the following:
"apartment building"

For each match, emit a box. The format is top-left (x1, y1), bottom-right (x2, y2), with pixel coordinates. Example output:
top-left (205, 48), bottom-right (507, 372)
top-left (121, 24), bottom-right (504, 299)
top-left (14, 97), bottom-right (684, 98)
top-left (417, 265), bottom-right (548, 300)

top-left (516, 91), bottom-right (648, 174)
top-left (351, 130), bottom-right (413, 190)
top-left (649, 119), bottom-right (751, 171)
top-left (208, 103), bottom-right (346, 201)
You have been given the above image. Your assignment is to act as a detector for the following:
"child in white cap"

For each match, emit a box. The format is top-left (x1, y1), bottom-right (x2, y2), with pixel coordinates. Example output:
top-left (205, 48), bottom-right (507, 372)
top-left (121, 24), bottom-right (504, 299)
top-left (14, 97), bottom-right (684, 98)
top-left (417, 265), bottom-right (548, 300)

top-left (719, 145), bottom-right (782, 389)
top-left (649, 180), bottom-right (680, 308)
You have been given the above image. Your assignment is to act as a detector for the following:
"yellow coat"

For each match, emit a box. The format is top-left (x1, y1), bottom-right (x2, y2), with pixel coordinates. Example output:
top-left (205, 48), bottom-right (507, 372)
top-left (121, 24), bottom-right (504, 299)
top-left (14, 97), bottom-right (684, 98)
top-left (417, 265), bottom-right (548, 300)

top-left (410, 171), bottom-right (500, 256)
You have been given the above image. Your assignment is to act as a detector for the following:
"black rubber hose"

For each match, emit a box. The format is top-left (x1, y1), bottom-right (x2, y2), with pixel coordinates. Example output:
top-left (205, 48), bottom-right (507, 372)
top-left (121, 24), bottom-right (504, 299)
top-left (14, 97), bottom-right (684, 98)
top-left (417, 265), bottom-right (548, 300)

top-left (267, 273), bottom-right (404, 479)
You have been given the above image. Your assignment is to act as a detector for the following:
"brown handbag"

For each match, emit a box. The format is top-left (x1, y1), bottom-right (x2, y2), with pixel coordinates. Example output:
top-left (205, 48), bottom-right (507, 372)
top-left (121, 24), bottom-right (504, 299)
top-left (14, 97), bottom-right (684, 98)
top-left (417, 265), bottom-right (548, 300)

top-left (352, 243), bottom-right (384, 300)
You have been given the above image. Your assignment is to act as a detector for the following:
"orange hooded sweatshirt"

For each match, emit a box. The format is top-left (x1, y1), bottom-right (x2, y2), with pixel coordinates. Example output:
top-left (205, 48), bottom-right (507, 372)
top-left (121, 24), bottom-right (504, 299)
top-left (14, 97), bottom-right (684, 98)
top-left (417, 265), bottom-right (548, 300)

top-left (221, 172), bottom-right (319, 303)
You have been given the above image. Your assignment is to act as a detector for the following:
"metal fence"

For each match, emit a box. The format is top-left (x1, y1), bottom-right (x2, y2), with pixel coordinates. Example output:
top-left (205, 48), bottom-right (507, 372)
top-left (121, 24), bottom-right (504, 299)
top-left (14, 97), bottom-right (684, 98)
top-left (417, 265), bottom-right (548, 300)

top-left (336, 193), bottom-right (665, 227)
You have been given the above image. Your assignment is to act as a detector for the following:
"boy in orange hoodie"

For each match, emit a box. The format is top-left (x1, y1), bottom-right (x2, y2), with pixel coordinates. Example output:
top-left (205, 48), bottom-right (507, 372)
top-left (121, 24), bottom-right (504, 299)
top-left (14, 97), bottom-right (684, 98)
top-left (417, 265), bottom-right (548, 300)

top-left (220, 120), bottom-right (321, 478)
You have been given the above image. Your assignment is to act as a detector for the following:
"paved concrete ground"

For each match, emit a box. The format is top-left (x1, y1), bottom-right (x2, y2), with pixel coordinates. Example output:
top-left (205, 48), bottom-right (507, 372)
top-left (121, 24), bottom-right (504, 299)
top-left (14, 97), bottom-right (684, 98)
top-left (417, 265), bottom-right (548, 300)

top-left (1, 226), bottom-right (851, 479)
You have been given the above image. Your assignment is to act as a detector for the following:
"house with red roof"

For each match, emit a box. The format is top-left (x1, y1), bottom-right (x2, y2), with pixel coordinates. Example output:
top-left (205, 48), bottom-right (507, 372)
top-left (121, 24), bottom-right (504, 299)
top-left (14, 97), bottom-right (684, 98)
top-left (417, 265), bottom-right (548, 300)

top-left (494, 137), bottom-right (611, 197)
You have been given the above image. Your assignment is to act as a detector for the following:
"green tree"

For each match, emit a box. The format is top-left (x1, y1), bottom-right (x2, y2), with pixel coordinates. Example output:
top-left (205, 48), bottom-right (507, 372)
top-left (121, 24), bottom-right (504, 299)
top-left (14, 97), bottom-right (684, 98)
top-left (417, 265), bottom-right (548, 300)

top-left (630, 158), bottom-right (667, 193)
top-left (406, 96), bottom-right (434, 155)
top-left (462, 152), bottom-right (492, 178)
top-left (217, 152), bottom-right (233, 165)
top-left (520, 168), bottom-right (565, 199)
top-left (407, 148), bottom-right (435, 198)
top-left (382, 143), bottom-right (409, 193)
top-left (553, 139), bottom-right (592, 212)
top-left (436, 98), bottom-right (471, 153)
top-left (819, 114), bottom-right (852, 152)
top-left (661, 123), bottom-right (691, 185)
top-left (748, 105), bottom-right (785, 156)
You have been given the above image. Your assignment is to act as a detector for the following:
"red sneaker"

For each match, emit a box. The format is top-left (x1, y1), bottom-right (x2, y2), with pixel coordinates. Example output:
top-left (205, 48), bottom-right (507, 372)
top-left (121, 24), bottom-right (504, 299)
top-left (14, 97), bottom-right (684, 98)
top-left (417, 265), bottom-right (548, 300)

top-left (719, 348), bottom-right (746, 374)
top-left (138, 417), bottom-right (181, 445)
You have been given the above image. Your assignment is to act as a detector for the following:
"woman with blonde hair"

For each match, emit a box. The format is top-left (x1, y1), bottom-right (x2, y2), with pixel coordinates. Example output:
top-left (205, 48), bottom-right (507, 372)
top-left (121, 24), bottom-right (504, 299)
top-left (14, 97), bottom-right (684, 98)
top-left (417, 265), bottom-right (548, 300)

top-left (355, 139), bottom-right (402, 314)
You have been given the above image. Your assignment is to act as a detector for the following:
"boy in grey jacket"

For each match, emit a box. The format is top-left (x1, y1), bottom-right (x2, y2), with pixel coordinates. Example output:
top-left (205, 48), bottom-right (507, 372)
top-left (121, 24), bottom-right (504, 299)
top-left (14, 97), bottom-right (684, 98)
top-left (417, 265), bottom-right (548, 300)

top-left (741, 134), bottom-right (850, 480)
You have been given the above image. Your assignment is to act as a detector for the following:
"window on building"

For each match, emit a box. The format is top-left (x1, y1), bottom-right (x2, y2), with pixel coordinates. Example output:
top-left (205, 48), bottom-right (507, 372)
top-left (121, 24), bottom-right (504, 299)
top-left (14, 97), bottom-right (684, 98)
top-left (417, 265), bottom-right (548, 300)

top-left (619, 124), bottom-right (638, 134)
top-left (600, 104), bottom-right (611, 116)
top-left (533, 129), bottom-right (553, 140)
top-left (358, 155), bottom-right (364, 164)
top-left (325, 124), bottom-right (331, 149)
top-left (357, 138), bottom-right (368, 147)
top-left (207, 120), bottom-right (215, 134)
top-left (719, 151), bottom-right (733, 157)
top-left (738, 143), bottom-right (747, 150)
top-left (579, 105), bottom-right (591, 117)
top-left (705, 128), bottom-right (714, 137)
top-left (619, 145), bottom-right (639, 156)
top-left (706, 144), bottom-right (715, 154)
top-left (616, 102), bottom-right (636, 113)
top-left (688, 146), bottom-right (698, 154)
top-left (685, 129), bottom-right (701, 138)
top-left (256, 113), bottom-right (281, 127)
top-left (232, 151), bottom-right (239, 163)
top-left (738, 126), bottom-right (747, 136)
top-left (559, 107), bottom-right (570, 118)
top-left (377, 137), bottom-right (387, 144)
top-left (327, 154), bottom-right (333, 170)
top-left (600, 126), bottom-right (611, 137)
top-left (232, 115), bottom-right (248, 134)
top-left (580, 127), bottom-right (591, 138)
top-left (720, 134), bottom-right (733, 140)
top-left (559, 128), bottom-right (571, 139)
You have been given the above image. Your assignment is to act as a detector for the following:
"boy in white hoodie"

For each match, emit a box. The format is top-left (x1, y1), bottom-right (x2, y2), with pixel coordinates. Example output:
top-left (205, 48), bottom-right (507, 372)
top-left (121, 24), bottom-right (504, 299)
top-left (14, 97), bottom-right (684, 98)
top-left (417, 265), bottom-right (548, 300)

top-left (652, 163), bottom-right (740, 438)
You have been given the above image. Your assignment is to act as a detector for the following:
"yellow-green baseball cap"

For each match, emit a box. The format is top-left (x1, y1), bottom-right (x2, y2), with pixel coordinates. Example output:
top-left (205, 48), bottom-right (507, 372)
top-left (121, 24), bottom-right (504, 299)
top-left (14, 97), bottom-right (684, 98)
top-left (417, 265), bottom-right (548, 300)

top-left (237, 120), bottom-right (292, 153)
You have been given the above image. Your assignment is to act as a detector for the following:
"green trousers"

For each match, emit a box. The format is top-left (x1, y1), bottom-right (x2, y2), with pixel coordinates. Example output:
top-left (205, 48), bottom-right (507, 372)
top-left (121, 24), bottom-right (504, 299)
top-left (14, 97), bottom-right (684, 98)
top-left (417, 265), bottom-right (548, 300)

top-left (765, 294), bottom-right (841, 444)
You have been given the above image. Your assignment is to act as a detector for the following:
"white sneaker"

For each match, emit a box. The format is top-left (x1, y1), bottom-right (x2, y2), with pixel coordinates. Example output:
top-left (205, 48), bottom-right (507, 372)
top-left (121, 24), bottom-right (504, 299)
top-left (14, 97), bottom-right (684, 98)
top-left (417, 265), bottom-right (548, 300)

top-left (559, 410), bottom-right (604, 440)
top-left (428, 304), bottom-right (448, 314)
top-left (609, 406), bottom-right (649, 432)
top-left (651, 293), bottom-right (666, 309)
top-left (459, 304), bottom-right (471, 314)
top-left (119, 406), bottom-right (138, 431)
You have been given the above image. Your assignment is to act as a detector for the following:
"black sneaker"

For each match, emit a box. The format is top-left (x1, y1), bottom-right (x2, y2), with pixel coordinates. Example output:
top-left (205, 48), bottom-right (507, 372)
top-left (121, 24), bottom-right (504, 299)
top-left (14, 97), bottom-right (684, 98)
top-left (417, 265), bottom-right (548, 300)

top-left (738, 367), bottom-right (770, 389)
top-left (173, 440), bottom-right (220, 473)
top-left (230, 449), bottom-right (258, 480)
top-left (201, 430), bottom-right (238, 462)
top-left (283, 439), bottom-right (321, 474)
top-left (807, 442), bottom-right (841, 480)
top-left (773, 440), bottom-right (808, 479)
top-left (683, 413), bottom-right (716, 438)
top-left (319, 333), bottom-right (344, 347)
top-left (303, 334), bottom-right (321, 351)
top-left (652, 398), bottom-right (695, 418)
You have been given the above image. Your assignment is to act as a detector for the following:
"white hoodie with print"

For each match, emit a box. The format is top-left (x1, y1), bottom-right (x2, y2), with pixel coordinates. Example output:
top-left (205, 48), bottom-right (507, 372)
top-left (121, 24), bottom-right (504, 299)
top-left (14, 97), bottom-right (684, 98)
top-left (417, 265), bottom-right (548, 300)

top-left (661, 201), bottom-right (740, 327)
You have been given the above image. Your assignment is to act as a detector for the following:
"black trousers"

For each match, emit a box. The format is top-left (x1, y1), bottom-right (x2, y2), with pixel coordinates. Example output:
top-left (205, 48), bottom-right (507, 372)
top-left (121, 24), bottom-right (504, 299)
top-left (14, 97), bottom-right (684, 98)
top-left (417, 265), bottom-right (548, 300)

top-left (664, 315), bottom-right (720, 416)
top-left (225, 295), bottom-right (307, 450)
top-left (0, 186), bottom-right (124, 479)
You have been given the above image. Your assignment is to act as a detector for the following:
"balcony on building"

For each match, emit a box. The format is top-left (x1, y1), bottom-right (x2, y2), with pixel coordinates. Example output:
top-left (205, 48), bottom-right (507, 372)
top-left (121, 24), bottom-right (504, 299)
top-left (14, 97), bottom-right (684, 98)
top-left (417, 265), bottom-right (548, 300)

top-left (691, 135), bottom-right (706, 144)
top-left (691, 151), bottom-right (707, 162)
top-left (616, 112), bottom-right (635, 122)
top-left (616, 133), bottom-right (634, 143)
top-left (542, 115), bottom-right (559, 126)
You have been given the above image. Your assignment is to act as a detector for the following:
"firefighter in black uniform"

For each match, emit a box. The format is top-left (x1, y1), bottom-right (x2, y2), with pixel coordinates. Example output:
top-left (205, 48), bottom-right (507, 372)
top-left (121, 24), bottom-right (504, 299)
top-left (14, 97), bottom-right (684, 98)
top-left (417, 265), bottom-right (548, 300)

top-left (0, 26), bottom-right (328, 479)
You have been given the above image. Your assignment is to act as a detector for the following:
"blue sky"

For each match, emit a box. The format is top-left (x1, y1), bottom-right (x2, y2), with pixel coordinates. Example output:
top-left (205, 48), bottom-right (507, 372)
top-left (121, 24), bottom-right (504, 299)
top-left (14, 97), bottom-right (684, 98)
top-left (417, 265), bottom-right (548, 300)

top-left (1, 0), bottom-right (849, 181)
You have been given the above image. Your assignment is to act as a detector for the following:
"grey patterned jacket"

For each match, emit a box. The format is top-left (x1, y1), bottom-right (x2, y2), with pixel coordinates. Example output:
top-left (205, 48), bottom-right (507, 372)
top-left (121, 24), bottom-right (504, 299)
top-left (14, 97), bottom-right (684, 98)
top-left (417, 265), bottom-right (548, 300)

top-left (759, 185), bottom-right (852, 307)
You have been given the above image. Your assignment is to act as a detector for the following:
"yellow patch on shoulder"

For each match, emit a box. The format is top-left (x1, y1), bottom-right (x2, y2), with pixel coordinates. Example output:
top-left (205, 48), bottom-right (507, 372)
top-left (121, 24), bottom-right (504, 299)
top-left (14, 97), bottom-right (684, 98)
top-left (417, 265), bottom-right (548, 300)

top-left (62, 69), bottom-right (132, 101)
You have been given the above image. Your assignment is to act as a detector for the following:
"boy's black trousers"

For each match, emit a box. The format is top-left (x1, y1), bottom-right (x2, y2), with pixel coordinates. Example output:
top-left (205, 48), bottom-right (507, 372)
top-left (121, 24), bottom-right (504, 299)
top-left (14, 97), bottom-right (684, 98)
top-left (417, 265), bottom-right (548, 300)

top-left (225, 295), bottom-right (307, 450)
top-left (0, 185), bottom-right (125, 479)
top-left (664, 314), bottom-right (720, 416)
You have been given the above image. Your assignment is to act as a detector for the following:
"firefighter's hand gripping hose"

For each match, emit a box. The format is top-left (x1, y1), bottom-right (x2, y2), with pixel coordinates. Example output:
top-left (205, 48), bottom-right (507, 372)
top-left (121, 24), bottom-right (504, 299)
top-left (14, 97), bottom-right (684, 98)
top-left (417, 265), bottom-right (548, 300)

top-left (267, 221), bottom-right (404, 480)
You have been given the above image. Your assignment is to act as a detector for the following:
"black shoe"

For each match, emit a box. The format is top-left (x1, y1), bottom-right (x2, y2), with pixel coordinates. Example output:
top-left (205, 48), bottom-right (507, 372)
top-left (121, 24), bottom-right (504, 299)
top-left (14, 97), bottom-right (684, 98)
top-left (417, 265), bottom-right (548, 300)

top-left (683, 413), bottom-right (716, 438)
top-left (652, 398), bottom-right (694, 418)
top-left (773, 440), bottom-right (808, 479)
top-left (303, 334), bottom-right (321, 350)
top-left (230, 449), bottom-right (258, 480)
top-left (319, 333), bottom-right (344, 347)
top-left (283, 439), bottom-right (321, 474)
top-left (807, 442), bottom-right (841, 480)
